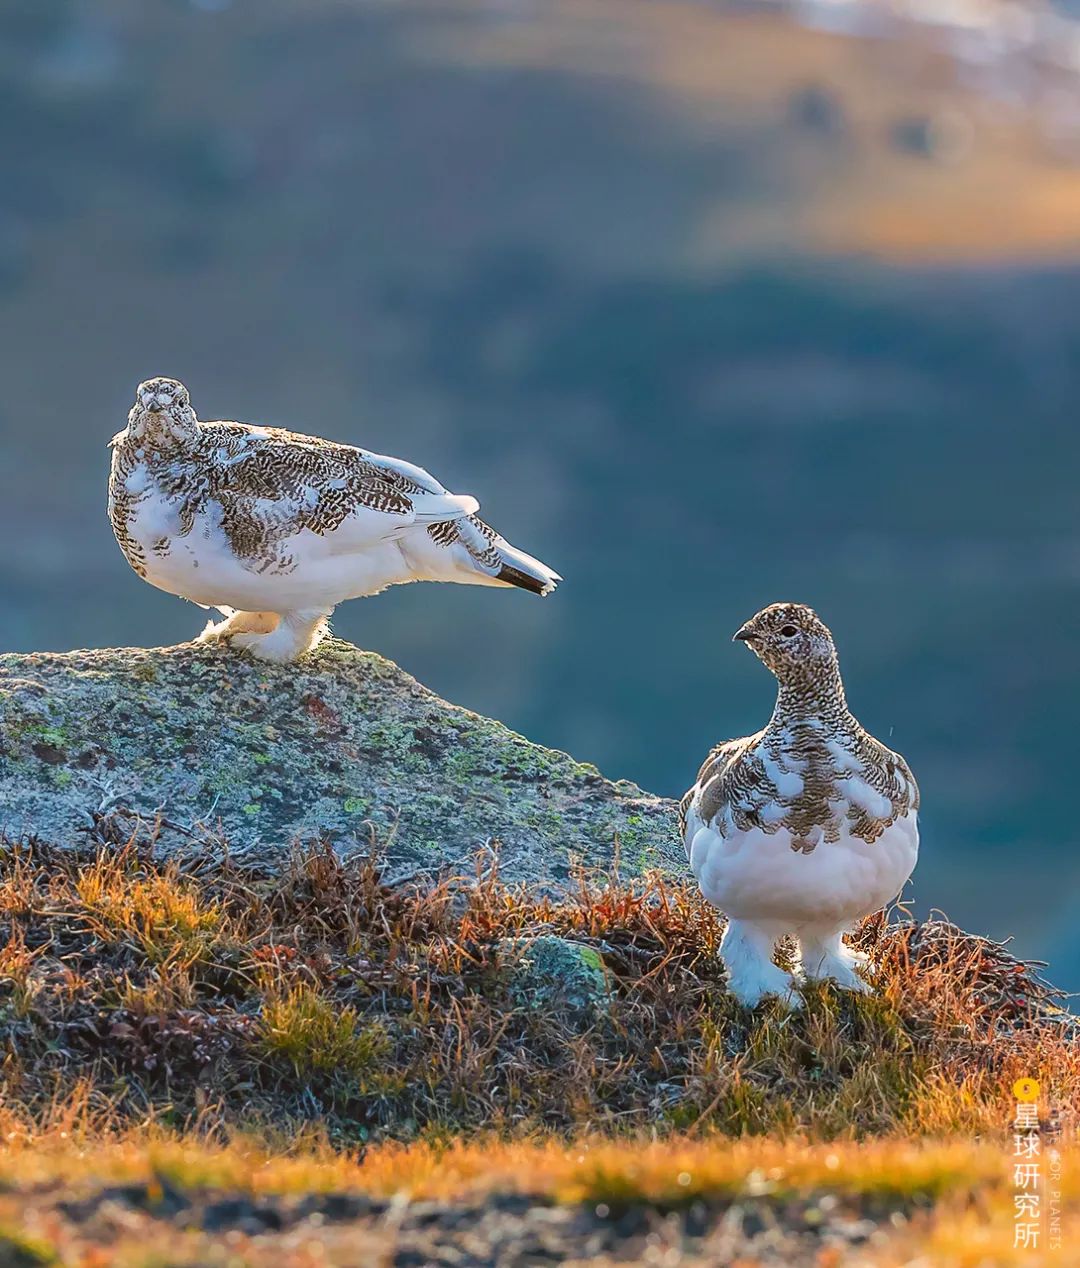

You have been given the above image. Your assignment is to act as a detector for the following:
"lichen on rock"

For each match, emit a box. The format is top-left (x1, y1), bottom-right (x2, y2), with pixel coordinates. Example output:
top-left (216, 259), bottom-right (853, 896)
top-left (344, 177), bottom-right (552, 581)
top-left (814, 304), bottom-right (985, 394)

top-left (497, 935), bottom-right (615, 1019)
top-left (0, 639), bottom-right (683, 887)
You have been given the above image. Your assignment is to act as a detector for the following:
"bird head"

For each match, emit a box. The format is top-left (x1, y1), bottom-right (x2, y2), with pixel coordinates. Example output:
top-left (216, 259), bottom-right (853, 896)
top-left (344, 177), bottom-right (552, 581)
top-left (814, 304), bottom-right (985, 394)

top-left (127, 376), bottom-right (197, 443)
top-left (733, 602), bottom-right (839, 686)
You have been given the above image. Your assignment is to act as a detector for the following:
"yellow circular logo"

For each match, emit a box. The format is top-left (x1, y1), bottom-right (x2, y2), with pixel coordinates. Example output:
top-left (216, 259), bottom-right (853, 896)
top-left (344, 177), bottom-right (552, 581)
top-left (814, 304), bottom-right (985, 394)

top-left (1013, 1077), bottom-right (1041, 1103)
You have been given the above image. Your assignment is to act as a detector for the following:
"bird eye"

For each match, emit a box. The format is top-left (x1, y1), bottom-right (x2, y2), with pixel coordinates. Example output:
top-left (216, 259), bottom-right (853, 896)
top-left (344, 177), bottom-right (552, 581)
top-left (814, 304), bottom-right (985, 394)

top-left (780, 624), bottom-right (798, 638)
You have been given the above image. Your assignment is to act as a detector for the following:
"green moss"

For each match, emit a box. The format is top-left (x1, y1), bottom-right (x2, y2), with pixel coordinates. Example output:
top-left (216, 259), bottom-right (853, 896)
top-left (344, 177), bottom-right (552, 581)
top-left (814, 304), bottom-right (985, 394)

top-left (661, 1100), bottom-right (700, 1130)
top-left (27, 723), bottom-right (67, 747)
top-left (501, 935), bottom-right (614, 1019)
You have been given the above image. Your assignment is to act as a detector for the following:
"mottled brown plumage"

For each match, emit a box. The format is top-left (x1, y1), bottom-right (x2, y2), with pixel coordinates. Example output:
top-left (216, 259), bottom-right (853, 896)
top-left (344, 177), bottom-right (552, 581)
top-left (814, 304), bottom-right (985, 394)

top-left (680, 603), bottom-right (918, 851)
top-left (111, 404), bottom-right (468, 579)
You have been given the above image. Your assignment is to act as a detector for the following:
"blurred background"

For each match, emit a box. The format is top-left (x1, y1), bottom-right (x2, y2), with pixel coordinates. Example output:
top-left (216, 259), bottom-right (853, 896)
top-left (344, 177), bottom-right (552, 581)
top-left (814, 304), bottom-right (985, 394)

top-left (1, 0), bottom-right (1079, 988)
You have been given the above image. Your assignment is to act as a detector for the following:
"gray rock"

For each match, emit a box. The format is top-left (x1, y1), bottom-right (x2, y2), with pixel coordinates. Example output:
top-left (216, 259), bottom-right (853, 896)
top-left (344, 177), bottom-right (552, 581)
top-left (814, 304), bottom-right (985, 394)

top-left (0, 639), bottom-right (683, 887)
top-left (498, 935), bottom-right (615, 1016)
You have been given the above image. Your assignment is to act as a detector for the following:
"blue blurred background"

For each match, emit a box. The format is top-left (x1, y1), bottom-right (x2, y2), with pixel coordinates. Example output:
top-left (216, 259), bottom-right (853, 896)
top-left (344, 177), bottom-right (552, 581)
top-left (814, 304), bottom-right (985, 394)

top-left (2, 0), bottom-right (1078, 987)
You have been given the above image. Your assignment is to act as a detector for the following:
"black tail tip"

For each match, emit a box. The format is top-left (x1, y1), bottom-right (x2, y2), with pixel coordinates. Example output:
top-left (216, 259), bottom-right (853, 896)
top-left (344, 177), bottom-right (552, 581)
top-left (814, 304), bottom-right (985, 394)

top-left (497, 564), bottom-right (555, 596)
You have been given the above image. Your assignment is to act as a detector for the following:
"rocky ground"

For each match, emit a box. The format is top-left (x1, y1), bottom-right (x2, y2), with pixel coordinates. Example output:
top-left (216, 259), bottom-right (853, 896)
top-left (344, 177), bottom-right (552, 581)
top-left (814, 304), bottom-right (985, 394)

top-left (0, 639), bottom-right (680, 884)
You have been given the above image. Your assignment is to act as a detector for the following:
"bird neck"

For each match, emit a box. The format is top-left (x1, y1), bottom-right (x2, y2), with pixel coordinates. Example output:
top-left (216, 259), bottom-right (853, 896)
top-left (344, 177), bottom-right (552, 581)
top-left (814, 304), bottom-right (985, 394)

top-left (126, 407), bottom-right (198, 453)
top-left (769, 662), bottom-right (850, 733)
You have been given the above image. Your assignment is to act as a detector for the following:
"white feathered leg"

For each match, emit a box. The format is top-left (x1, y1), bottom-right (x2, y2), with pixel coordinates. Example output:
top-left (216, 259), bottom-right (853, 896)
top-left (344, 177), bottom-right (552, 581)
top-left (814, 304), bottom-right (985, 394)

top-left (198, 609), bottom-right (280, 644)
top-left (720, 919), bottom-right (799, 1008)
top-left (798, 925), bottom-right (870, 993)
top-left (231, 608), bottom-right (331, 663)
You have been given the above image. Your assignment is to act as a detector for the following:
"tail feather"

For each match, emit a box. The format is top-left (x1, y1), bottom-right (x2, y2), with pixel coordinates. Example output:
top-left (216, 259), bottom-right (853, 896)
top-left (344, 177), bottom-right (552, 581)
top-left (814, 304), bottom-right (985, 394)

top-left (497, 561), bottom-right (556, 596)
top-left (492, 539), bottom-right (561, 597)
top-left (418, 514), bottom-right (561, 593)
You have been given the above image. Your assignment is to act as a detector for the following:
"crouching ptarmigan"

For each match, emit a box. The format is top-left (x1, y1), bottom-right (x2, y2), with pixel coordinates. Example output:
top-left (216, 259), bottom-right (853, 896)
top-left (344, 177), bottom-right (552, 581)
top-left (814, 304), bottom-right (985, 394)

top-left (108, 377), bottom-right (560, 661)
top-left (680, 603), bottom-right (919, 1008)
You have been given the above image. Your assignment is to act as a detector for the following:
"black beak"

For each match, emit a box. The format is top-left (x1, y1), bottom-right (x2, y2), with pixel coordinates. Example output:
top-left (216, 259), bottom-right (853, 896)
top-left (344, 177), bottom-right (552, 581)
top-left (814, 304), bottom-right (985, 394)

top-left (733, 623), bottom-right (757, 643)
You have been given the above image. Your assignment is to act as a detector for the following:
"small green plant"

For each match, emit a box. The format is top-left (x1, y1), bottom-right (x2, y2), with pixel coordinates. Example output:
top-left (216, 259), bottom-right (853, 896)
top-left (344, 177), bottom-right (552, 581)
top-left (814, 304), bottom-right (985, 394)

top-left (261, 983), bottom-right (391, 1081)
top-left (118, 963), bottom-right (198, 1016)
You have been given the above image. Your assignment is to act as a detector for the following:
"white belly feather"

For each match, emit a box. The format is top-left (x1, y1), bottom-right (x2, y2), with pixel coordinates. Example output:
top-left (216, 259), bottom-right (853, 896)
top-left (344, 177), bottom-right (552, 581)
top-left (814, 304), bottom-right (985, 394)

top-left (689, 811), bottom-right (918, 929)
top-left (131, 497), bottom-right (427, 610)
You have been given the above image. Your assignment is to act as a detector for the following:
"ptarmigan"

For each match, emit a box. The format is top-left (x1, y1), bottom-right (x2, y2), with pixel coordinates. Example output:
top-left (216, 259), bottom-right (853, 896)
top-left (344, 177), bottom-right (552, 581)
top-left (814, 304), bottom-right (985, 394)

top-left (680, 603), bottom-right (919, 1008)
top-left (109, 377), bottom-right (560, 661)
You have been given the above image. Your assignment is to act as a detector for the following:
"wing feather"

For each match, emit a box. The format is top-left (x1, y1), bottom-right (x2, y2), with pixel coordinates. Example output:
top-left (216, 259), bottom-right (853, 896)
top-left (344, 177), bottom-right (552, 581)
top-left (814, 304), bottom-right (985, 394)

top-left (679, 734), bottom-right (763, 842)
top-left (196, 420), bottom-right (480, 558)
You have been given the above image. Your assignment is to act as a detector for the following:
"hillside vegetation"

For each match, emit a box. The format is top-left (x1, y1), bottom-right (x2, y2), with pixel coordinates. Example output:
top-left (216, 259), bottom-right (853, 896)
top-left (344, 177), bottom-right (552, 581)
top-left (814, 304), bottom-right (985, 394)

top-left (0, 836), bottom-right (1073, 1263)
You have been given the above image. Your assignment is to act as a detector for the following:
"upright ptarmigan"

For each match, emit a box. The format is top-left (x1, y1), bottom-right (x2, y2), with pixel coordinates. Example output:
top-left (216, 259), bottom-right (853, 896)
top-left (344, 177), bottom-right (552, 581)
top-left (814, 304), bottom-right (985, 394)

top-left (109, 377), bottom-right (560, 661)
top-left (680, 603), bottom-right (919, 1008)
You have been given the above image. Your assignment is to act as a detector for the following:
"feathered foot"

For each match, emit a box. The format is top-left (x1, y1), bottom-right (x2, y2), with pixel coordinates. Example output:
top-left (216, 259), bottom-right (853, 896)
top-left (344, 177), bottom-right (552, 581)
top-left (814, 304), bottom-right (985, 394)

top-left (231, 608), bottom-right (331, 663)
top-left (797, 927), bottom-right (871, 993)
top-left (198, 609), bottom-right (280, 644)
top-left (720, 919), bottom-right (801, 1010)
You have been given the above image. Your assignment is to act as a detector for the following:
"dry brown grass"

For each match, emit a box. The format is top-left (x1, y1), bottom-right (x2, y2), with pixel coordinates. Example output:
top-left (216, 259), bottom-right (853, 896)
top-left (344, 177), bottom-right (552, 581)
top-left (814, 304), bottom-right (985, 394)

top-left (0, 834), bottom-right (1073, 1144)
top-left (0, 1124), bottom-right (1053, 1202)
top-left (0, 832), bottom-right (1073, 1262)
